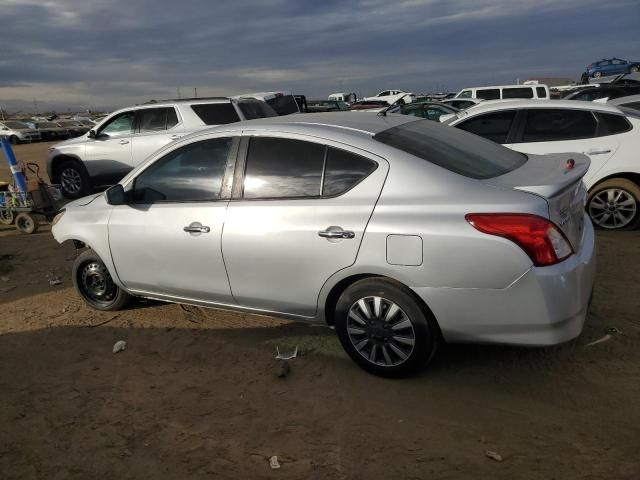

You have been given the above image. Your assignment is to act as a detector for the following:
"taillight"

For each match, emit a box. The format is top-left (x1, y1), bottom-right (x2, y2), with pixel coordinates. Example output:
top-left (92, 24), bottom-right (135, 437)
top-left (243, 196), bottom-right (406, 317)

top-left (466, 213), bottom-right (573, 267)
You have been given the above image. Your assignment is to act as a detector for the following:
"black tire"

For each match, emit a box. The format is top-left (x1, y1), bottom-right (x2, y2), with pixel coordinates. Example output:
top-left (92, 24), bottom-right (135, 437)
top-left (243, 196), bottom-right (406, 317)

top-left (587, 178), bottom-right (640, 230)
top-left (334, 278), bottom-right (439, 378)
top-left (55, 159), bottom-right (90, 199)
top-left (14, 213), bottom-right (39, 234)
top-left (72, 249), bottom-right (132, 311)
top-left (0, 209), bottom-right (14, 225)
top-left (9, 135), bottom-right (19, 145)
top-left (592, 71), bottom-right (602, 78)
top-left (630, 65), bottom-right (639, 73)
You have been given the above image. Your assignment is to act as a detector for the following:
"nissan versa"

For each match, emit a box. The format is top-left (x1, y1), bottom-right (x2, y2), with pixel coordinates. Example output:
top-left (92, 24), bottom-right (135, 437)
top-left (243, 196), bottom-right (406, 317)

top-left (52, 113), bottom-right (596, 377)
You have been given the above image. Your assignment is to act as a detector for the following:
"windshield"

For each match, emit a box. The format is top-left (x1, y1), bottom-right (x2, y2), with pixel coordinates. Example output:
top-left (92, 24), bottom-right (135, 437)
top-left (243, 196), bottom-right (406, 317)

top-left (58, 121), bottom-right (78, 126)
top-left (373, 119), bottom-right (527, 179)
top-left (265, 94), bottom-right (299, 115)
top-left (3, 121), bottom-right (27, 129)
top-left (237, 100), bottom-right (278, 119)
top-left (36, 122), bottom-right (58, 128)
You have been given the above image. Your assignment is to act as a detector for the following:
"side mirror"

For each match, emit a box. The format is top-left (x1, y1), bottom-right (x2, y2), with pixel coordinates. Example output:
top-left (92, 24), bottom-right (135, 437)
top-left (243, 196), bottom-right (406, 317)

top-left (106, 184), bottom-right (126, 206)
top-left (88, 129), bottom-right (97, 138)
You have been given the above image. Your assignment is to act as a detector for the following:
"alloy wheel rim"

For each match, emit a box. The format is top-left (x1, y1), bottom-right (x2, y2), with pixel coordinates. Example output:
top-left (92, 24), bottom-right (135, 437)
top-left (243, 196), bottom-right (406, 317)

top-left (61, 168), bottom-right (82, 194)
top-left (80, 262), bottom-right (117, 304)
top-left (589, 188), bottom-right (637, 229)
top-left (347, 296), bottom-right (416, 367)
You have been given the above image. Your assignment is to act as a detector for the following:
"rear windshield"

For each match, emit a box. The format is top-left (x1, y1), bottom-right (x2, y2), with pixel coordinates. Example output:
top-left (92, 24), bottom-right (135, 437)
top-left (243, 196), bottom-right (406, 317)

top-left (237, 100), bottom-right (278, 120)
top-left (265, 95), bottom-right (299, 115)
top-left (373, 119), bottom-right (527, 179)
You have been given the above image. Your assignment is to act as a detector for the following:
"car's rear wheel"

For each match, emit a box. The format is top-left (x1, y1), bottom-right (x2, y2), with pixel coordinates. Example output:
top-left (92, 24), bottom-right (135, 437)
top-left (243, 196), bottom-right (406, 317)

top-left (56, 160), bottom-right (90, 199)
top-left (72, 249), bottom-right (132, 311)
top-left (15, 213), bottom-right (39, 234)
top-left (587, 179), bottom-right (640, 230)
top-left (630, 65), bottom-right (639, 73)
top-left (334, 278), bottom-right (439, 377)
top-left (592, 71), bottom-right (602, 78)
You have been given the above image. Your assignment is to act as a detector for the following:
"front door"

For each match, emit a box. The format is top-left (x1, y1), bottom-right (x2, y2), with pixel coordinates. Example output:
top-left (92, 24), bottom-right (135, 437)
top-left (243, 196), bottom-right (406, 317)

top-left (85, 110), bottom-right (135, 182)
top-left (221, 135), bottom-right (388, 317)
top-left (108, 136), bottom-right (237, 303)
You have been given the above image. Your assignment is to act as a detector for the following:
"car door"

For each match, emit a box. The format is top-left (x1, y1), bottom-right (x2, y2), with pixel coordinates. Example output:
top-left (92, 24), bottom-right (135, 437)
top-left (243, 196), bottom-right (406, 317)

top-left (108, 136), bottom-right (238, 303)
top-left (509, 108), bottom-right (619, 186)
top-left (129, 107), bottom-right (183, 168)
top-left (84, 110), bottom-right (135, 180)
top-left (221, 134), bottom-right (388, 317)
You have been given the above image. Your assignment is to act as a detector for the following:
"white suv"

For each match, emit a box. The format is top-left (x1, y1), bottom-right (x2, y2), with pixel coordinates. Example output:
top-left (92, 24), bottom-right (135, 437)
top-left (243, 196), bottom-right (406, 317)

top-left (445, 100), bottom-right (640, 230)
top-left (47, 97), bottom-right (277, 198)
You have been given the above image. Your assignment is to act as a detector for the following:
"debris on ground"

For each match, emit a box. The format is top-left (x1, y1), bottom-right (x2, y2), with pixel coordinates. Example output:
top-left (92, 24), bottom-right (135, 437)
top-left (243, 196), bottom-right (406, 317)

top-left (269, 455), bottom-right (281, 470)
top-left (112, 340), bottom-right (127, 353)
top-left (275, 360), bottom-right (291, 378)
top-left (485, 450), bottom-right (503, 462)
top-left (585, 327), bottom-right (623, 348)
top-left (46, 273), bottom-right (62, 286)
top-left (0, 276), bottom-right (9, 282)
top-left (275, 345), bottom-right (298, 360)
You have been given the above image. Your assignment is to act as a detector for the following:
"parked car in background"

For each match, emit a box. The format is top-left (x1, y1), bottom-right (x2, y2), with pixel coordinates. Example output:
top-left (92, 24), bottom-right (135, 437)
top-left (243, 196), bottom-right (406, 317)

top-left (48, 97), bottom-right (278, 198)
top-left (455, 84), bottom-right (550, 100)
top-left (53, 113), bottom-right (595, 377)
top-left (35, 121), bottom-right (69, 141)
top-left (0, 121), bottom-right (42, 144)
top-left (328, 92), bottom-right (357, 104)
top-left (607, 94), bottom-right (640, 111)
top-left (563, 83), bottom-right (640, 102)
top-left (398, 102), bottom-right (458, 121)
top-left (364, 90), bottom-right (415, 105)
top-left (442, 98), bottom-right (483, 110)
top-left (56, 120), bottom-right (90, 138)
top-left (239, 91), bottom-right (300, 115)
top-left (444, 100), bottom-right (640, 230)
top-left (349, 100), bottom-right (390, 111)
top-left (586, 58), bottom-right (640, 79)
top-left (307, 100), bottom-right (350, 112)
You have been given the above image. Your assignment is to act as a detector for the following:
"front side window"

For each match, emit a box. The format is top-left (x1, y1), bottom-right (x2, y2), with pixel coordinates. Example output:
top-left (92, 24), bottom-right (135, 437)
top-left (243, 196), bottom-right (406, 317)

top-left (536, 87), bottom-right (547, 98)
top-left (424, 107), bottom-right (449, 121)
top-left (243, 138), bottom-right (324, 199)
top-left (99, 111), bottom-right (135, 137)
top-left (456, 111), bottom-right (517, 143)
top-left (476, 89), bottom-right (500, 100)
top-left (191, 103), bottom-right (240, 125)
top-left (400, 105), bottom-right (426, 118)
top-left (265, 95), bottom-right (299, 115)
top-left (237, 100), bottom-right (278, 120)
top-left (502, 88), bottom-right (534, 99)
top-left (458, 90), bottom-right (472, 98)
top-left (132, 138), bottom-right (232, 203)
top-left (523, 109), bottom-right (597, 142)
top-left (137, 107), bottom-right (178, 133)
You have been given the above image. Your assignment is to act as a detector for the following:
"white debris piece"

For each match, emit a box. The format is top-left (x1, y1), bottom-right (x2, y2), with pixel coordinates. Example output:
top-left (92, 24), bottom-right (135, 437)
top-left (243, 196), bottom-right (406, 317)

top-left (275, 346), bottom-right (298, 360)
top-left (269, 456), bottom-right (281, 470)
top-left (112, 340), bottom-right (127, 353)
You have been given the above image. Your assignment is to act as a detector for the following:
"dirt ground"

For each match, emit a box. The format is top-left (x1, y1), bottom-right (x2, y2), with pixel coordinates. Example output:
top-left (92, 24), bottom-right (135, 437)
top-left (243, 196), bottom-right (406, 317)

top-left (1, 142), bottom-right (639, 479)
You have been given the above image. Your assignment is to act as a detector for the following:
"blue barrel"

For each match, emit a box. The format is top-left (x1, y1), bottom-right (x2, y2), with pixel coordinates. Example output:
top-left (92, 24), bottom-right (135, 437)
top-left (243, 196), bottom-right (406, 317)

top-left (0, 136), bottom-right (28, 193)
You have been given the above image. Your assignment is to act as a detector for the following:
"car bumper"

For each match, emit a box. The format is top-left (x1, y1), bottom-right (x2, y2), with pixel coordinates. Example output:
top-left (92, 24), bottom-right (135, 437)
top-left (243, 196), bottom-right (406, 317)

top-left (412, 215), bottom-right (596, 346)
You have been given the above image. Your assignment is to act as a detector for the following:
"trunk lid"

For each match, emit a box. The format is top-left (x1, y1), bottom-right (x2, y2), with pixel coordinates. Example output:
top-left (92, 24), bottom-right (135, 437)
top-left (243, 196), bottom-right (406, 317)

top-left (487, 153), bottom-right (590, 250)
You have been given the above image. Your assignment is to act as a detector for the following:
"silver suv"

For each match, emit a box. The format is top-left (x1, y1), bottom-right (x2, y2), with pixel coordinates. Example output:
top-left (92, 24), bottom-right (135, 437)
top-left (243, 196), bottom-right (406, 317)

top-left (52, 113), bottom-right (595, 377)
top-left (47, 97), bottom-right (277, 198)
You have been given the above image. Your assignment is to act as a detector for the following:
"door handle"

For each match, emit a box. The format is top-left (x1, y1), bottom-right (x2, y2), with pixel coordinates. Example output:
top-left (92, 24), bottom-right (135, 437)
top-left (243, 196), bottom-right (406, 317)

top-left (119, 139), bottom-right (130, 145)
top-left (318, 229), bottom-right (355, 239)
top-left (184, 222), bottom-right (210, 234)
top-left (586, 148), bottom-right (611, 155)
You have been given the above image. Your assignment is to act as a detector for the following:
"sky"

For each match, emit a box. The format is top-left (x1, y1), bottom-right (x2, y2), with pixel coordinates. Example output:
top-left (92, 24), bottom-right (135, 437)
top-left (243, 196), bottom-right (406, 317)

top-left (0, 0), bottom-right (639, 113)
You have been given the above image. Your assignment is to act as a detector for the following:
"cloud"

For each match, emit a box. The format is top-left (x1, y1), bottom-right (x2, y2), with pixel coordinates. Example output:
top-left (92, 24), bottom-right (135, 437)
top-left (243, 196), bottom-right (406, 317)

top-left (0, 0), bottom-right (638, 111)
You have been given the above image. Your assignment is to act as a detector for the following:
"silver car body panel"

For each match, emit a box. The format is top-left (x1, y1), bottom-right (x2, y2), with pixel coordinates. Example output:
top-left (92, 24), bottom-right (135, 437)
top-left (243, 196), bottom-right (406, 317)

top-left (53, 113), bottom-right (596, 346)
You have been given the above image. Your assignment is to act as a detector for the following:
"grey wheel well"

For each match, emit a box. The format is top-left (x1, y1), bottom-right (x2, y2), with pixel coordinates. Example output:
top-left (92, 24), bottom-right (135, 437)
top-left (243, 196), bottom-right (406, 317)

top-left (323, 274), bottom-right (439, 332)
top-left (589, 173), bottom-right (640, 192)
top-left (50, 155), bottom-right (87, 180)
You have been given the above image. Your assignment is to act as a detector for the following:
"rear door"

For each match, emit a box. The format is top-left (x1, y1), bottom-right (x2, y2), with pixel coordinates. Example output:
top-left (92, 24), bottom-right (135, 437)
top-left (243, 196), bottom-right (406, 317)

top-left (509, 108), bottom-right (619, 186)
top-left (129, 107), bottom-right (183, 168)
top-left (221, 134), bottom-right (388, 317)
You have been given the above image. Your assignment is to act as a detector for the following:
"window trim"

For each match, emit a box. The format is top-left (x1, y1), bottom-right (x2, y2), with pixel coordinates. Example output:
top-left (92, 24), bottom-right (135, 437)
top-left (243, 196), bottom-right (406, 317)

top-left (124, 136), bottom-right (240, 205)
top-left (231, 134), bottom-right (379, 202)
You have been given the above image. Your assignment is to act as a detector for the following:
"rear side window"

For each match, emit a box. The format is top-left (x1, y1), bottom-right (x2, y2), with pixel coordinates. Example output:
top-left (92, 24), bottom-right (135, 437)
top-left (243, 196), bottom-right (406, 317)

top-left (456, 111), bottom-right (517, 143)
top-left (132, 138), bottom-right (232, 203)
top-left (265, 95), bottom-right (299, 115)
top-left (323, 148), bottom-right (377, 197)
top-left (137, 107), bottom-right (178, 133)
top-left (374, 120), bottom-right (527, 180)
top-left (236, 100), bottom-right (278, 120)
top-left (191, 103), bottom-right (240, 125)
top-left (502, 88), bottom-right (533, 99)
top-left (523, 109), bottom-right (597, 142)
top-left (243, 138), bottom-right (324, 199)
top-left (476, 89), bottom-right (500, 100)
top-left (598, 113), bottom-right (632, 135)
top-left (536, 87), bottom-right (547, 98)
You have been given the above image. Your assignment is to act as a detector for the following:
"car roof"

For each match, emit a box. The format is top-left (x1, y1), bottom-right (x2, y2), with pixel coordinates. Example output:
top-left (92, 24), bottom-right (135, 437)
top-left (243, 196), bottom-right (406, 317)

top-left (456, 99), bottom-right (624, 116)
top-left (609, 94), bottom-right (640, 105)
top-left (459, 84), bottom-right (548, 91)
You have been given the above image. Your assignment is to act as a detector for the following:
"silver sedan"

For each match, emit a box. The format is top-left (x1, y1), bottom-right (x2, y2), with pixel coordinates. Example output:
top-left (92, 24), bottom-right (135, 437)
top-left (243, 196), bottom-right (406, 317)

top-left (52, 113), bottom-right (596, 377)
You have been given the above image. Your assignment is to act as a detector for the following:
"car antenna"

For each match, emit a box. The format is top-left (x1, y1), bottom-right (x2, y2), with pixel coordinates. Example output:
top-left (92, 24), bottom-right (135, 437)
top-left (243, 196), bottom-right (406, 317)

top-left (378, 94), bottom-right (408, 117)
